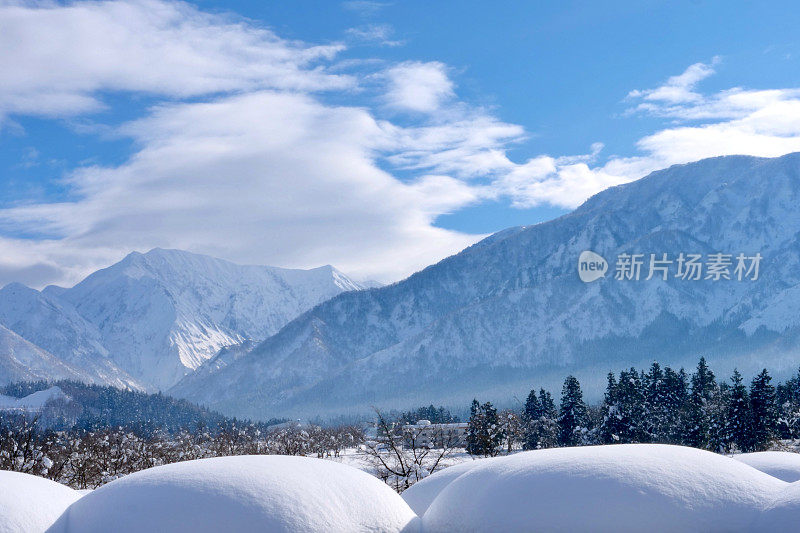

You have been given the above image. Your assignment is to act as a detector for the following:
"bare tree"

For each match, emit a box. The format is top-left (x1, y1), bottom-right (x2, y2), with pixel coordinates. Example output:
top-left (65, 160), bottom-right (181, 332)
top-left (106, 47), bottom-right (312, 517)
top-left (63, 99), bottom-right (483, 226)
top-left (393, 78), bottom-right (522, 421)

top-left (363, 409), bottom-right (457, 493)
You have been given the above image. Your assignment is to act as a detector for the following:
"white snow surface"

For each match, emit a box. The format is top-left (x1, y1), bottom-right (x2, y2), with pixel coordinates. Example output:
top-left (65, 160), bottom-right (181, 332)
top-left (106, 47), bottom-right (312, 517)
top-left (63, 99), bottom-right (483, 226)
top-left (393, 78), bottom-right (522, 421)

top-left (400, 459), bottom-right (483, 516)
top-left (50, 455), bottom-right (419, 533)
top-left (0, 386), bottom-right (68, 412)
top-left (421, 444), bottom-right (800, 532)
top-left (0, 471), bottom-right (81, 533)
top-left (733, 451), bottom-right (800, 482)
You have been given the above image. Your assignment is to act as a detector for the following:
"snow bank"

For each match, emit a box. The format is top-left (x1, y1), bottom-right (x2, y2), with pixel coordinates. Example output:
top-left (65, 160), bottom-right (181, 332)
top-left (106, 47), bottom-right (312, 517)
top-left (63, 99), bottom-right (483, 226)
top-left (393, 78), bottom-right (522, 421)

top-left (0, 386), bottom-right (68, 412)
top-left (401, 459), bottom-right (482, 516)
top-left (51, 455), bottom-right (419, 533)
top-left (0, 471), bottom-right (81, 533)
top-left (733, 451), bottom-right (800, 482)
top-left (422, 444), bottom-right (790, 532)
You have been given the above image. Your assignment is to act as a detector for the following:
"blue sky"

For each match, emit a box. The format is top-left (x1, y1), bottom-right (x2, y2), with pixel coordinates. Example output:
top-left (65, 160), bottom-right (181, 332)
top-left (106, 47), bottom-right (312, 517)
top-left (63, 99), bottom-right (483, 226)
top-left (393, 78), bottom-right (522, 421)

top-left (2, 0), bottom-right (800, 286)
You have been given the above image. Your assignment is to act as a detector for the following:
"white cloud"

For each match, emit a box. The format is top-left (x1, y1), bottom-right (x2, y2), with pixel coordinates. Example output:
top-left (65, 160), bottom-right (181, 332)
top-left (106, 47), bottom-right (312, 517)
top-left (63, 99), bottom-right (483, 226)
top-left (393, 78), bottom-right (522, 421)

top-left (628, 57), bottom-right (719, 105)
top-left (0, 0), bottom-right (351, 120)
top-left (0, 90), bottom-right (483, 285)
top-left (384, 61), bottom-right (455, 113)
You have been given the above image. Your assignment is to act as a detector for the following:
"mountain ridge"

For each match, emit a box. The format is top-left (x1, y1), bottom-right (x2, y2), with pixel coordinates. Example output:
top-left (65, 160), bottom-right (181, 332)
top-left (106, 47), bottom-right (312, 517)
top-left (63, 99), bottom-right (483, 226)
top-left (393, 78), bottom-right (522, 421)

top-left (171, 152), bottom-right (800, 419)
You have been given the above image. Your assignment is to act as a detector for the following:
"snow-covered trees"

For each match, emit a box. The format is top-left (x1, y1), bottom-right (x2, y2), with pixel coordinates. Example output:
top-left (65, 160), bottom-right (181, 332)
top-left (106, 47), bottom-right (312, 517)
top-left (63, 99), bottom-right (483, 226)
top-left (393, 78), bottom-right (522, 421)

top-left (522, 388), bottom-right (558, 450)
top-left (726, 370), bottom-right (751, 452)
top-left (750, 369), bottom-right (778, 451)
top-left (558, 376), bottom-right (588, 447)
top-left (466, 400), bottom-right (504, 457)
top-left (518, 360), bottom-right (787, 454)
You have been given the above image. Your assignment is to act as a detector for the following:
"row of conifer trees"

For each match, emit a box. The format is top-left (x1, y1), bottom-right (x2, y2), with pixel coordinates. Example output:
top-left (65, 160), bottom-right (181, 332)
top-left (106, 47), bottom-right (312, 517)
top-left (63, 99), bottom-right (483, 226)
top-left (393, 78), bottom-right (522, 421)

top-left (466, 358), bottom-right (800, 456)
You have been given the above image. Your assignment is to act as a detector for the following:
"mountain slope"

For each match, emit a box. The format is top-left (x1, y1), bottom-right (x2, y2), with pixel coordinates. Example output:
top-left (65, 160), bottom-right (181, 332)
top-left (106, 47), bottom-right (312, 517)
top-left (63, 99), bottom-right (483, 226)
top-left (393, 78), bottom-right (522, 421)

top-left (172, 153), bottom-right (800, 419)
top-left (0, 324), bottom-right (89, 385)
top-left (0, 283), bottom-right (142, 390)
top-left (57, 248), bottom-right (363, 390)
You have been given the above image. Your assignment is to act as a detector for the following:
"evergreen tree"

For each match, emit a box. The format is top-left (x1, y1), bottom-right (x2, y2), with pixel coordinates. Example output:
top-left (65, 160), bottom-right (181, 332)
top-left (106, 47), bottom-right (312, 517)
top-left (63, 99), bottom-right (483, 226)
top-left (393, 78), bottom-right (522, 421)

top-left (777, 367), bottom-right (800, 439)
top-left (705, 382), bottom-right (730, 453)
top-left (523, 389), bottom-right (543, 450)
top-left (525, 389), bottom-right (542, 419)
top-left (600, 372), bottom-right (623, 443)
top-left (750, 369), bottom-right (778, 451)
top-left (726, 369), bottom-right (751, 452)
top-left (601, 369), bottom-right (645, 443)
top-left (536, 389), bottom-right (560, 448)
top-left (643, 362), bottom-right (673, 442)
top-left (662, 367), bottom-right (689, 443)
top-left (558, 376), bottom-right (588, 447)
top-left (539, 389), bottom-right (557, 419)
top-left (466, 399), bottom-right (504, 456)
top-left (684, 357), bottom-right (717, 448)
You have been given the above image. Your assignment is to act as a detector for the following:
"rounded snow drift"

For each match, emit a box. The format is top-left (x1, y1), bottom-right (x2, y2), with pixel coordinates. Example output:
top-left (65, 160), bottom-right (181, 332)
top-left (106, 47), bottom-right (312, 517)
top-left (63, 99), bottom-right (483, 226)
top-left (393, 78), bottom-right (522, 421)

top-left (401, 459), bottom-right (482, 516)
top-left (733, 451), bottom-right (800, 482)
top-left (51, 455), bottom-right (419, 533)
top-left (422, 444), bottom-right (787, 533)
top-left (0, 470), bottom-right (81, 533)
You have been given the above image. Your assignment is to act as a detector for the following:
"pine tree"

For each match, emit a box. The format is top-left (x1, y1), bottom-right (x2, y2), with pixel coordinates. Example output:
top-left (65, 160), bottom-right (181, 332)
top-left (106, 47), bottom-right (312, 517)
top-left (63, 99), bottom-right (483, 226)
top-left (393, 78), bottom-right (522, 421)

top-left (684, 357), bottom-right (717, 448)
top-left (726, 369), bottom-right (751, 452)
top-left (523, 389), bottom-right (543, 450)
top-left (600, 372), bottom-right (623, 443)
top-left (777, 367), bottom-right (800, 439)
top-left (558, 376), bottom-right (588, 447)
top-left (466, 399), bottom-right (504, 456)
top-left (706, 381), bottom-right (730, 453)
top-left (537, 389), bottom-right (560, 448)
top-left (662, 367), bottom-right (689, 444)
top-left (750, 369), bottom-right (778, 451)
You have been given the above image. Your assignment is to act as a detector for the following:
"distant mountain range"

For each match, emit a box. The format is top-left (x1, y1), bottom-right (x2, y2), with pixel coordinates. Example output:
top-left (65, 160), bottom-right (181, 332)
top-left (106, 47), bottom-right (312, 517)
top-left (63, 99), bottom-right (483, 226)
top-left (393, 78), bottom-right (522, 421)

top-left (0, 249), bottom-right (365, 391)
top-left (4, 153), bottom-right (800, 421)
top-left (170, 153), bottom-right (800, 420)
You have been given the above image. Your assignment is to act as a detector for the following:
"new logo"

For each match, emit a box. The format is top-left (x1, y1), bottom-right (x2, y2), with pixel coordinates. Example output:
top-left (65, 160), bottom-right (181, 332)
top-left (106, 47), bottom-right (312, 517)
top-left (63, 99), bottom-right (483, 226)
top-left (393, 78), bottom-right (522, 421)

top-left (578, 250), bottom-right (608, 283)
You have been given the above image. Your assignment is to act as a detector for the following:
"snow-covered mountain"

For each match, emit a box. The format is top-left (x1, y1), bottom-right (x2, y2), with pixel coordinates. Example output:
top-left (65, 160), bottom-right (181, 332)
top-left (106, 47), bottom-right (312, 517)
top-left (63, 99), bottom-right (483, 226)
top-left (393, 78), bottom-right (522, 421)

top-left (0, 249), bottom-right (364, 390)
top-left (0, 324), bottom-right (89, 385)
top-left (172, 153), bottom-right (800, 420)
top-left (0, 283), bottom-right (141, 389)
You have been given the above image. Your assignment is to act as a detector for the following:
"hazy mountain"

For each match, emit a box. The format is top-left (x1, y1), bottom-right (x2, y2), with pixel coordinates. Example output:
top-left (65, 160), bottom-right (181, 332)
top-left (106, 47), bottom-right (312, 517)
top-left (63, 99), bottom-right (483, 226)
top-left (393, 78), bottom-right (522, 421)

top-left (172, 153), bottom-right (800, 420)
top-left (0, 283), bottom-right (142, 390)
top-left (0, 249), bottom-right (363, 390)
top-left (0, 324), bottom-right (89, 385)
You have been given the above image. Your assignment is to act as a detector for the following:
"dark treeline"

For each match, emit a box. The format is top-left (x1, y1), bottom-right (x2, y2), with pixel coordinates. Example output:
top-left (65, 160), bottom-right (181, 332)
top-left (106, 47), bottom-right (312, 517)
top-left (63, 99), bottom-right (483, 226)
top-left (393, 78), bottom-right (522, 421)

top-left (398, 405), bottom-right (460, 425)
top-left (466, 358), bottom-right (800, 457)
top-left (0, 380), bottom-right (286, 435)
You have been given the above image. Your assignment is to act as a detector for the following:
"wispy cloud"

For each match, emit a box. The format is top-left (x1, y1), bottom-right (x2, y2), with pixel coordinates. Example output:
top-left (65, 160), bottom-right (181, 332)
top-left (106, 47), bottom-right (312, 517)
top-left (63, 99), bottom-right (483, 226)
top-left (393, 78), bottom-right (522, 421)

top-left (345, 23), bottom-right (403, 46)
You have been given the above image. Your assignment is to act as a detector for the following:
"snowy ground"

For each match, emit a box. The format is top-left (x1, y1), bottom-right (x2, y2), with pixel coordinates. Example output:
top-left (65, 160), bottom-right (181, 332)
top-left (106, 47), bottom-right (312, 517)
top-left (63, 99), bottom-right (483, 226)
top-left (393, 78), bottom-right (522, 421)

top-left (3, 444), bottom-right (800, 532)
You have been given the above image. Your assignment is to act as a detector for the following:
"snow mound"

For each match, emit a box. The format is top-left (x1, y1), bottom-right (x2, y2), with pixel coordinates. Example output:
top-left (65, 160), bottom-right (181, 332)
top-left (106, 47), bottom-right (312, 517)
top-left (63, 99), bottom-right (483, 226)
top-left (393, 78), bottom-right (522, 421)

top-left (0, 471), bottom-right (81, 533)
top-left (756, 479), bottom-right (800, 529)
top-left (422, 444), bottom-right (791, 532)
top-left (733, 451), bottom-right (800, 482)
top-left (401, 459), bottom-right (482, 516)
top-left (51, 455), bottom-right (419, 533)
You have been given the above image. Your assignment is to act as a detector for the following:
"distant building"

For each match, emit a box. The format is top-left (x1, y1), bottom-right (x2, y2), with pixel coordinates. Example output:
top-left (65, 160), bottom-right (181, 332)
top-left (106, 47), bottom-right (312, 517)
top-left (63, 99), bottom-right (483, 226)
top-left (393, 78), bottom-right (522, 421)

top-left (402, 419), bottom-right (468, 448)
